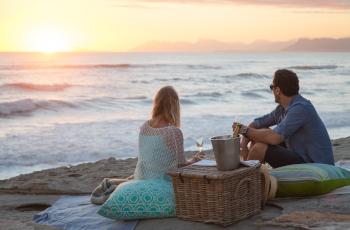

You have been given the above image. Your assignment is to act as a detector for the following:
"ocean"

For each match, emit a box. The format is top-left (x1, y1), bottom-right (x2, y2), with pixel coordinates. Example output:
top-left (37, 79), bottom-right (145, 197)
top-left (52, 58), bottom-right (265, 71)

top-left (1, 52), bottom-right (349, 180)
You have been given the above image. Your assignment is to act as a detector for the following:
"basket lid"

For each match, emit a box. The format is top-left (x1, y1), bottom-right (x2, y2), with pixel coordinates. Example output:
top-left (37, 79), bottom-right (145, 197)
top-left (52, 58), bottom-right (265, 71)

top-left (166, 164), bottom-right (261, 180)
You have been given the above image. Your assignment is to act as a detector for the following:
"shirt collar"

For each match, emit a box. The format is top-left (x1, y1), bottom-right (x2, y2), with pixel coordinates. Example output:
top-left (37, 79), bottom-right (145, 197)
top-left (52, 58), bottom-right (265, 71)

top-left (285, 94), bottom-right (301, 112)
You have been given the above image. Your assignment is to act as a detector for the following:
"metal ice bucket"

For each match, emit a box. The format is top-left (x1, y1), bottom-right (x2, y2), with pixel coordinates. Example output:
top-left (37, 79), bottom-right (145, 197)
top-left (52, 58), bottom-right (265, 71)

top-left (209, 135), bottom-right (240, 171)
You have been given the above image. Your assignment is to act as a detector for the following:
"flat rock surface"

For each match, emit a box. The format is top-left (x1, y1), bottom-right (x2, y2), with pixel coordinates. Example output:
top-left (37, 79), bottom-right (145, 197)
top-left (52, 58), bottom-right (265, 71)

top-left (331, 136), bottom-right (350, 161)
top-left (0, 158), bottom-right (137, 195)
top-left (0, 137), bottom-right (349, 230)
top-left (0, 194), bottom-right (64, 221)
top-left (0, 219), bottom-right (64, 230)
top-left (0, 150), bottom-right (214, 195)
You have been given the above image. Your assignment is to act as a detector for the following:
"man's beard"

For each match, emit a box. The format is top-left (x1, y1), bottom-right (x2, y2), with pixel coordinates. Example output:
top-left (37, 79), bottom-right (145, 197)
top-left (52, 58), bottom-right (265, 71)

top-left (274, 95), bottom-right (280, 104)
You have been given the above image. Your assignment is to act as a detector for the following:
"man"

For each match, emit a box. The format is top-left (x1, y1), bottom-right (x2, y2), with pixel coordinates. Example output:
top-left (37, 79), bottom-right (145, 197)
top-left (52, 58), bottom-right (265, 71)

top-left (233, 69), bottom-right (334, 168)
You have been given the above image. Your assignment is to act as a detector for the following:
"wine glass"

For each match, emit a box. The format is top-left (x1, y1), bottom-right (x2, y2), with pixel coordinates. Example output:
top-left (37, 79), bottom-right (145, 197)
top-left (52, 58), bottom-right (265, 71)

top-left (195, 132), bottom-right (209, 160)
top-left (235, 116), bottom-right (243, 125)
top-left (195, 132), bottom-right (203, 151)
top-left (231, 116), bottom-right (244, 138)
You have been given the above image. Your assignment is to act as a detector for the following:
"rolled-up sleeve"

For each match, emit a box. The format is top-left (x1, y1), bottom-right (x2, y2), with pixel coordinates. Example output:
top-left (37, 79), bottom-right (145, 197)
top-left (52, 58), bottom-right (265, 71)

top-left (254, 109), bottom-right (277, 129)
top-left (273, 104), bottom-right (310, 142)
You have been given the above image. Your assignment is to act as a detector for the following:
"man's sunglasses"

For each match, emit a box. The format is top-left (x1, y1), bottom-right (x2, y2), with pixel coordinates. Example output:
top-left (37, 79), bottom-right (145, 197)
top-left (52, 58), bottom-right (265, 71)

top-left (269, 84), bottom-right (275, 91)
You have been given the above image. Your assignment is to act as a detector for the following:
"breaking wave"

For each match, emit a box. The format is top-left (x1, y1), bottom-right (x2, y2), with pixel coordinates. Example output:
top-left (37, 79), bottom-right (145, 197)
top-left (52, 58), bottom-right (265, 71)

top-left (224, 73), bottom-right (270, 79)
top-left (252, 89), bottom-right (272, 94)
top-left (3, 83), bottom-right (73, 91)
top-left (0, 64), bottom-right (133, 70)
top-left (131, 80), bottom-right (149, 84)
top-left (194, 92), bottom-right (222, 97)
top-left (288, 65), bottom-right (338, 70)
top-left (241, 92), bottom-right (265, 98)
top-left (124, 96), bottom-right (147, 100)
top-left (154, 78), bottom-right (168, 82)
top-left (0, 99), bottom-right (77, 116)
top-left (180, 99), bottom-right (196, 105)
top-left (299, 91), bottom-right (314, 95)
top-left (0, 63), bottom-right (225, 70)
top-left (0, 96), bottom-right (150, 116)
top-left (131, 78), bottom-right (188, 84)
top-left (188, 65), bottom-right (222, 69)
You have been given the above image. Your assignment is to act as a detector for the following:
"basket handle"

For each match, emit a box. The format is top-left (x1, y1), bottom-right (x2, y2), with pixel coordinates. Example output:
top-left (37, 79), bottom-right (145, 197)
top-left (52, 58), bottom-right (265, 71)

top-left (234, 178), bottom-right (252, 199)
top-left (260, 165), bottom-right (269, 209)
top-left (203, 175), bottom-right (211, 184)
top-left (179, 172), bottom-right (184, 183)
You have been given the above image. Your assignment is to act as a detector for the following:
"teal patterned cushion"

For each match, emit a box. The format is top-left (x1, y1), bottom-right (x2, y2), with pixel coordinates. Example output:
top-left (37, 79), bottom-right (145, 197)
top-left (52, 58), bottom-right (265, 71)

top-left (269, 163), bottom-right (350, 197)
top-left (97, 179), bottom-right (176, 220)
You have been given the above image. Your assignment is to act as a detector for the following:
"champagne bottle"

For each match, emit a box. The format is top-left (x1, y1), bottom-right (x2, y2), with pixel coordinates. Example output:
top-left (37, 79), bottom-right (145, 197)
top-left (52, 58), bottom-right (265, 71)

top-left (230, 124), bottom-right (242, 138)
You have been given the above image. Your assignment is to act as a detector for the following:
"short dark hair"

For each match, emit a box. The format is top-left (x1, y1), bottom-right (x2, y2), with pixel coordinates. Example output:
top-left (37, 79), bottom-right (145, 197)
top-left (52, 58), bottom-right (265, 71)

top-left (273, 69), bottom-right (299, 97)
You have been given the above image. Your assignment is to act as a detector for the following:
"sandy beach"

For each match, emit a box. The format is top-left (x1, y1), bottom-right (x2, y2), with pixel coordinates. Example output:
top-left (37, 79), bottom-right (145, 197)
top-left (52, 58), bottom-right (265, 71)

top-left (1, 136), bottom-right (350, 230)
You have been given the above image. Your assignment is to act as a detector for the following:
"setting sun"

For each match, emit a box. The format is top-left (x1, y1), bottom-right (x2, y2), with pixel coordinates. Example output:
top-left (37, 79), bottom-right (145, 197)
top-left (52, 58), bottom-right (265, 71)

top-left (29, 28), bottom-right (71, 52)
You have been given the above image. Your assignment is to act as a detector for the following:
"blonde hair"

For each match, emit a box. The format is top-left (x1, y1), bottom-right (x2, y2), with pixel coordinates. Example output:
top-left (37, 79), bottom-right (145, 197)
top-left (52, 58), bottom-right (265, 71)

top-left (152, 86), bottom-right (181, 128)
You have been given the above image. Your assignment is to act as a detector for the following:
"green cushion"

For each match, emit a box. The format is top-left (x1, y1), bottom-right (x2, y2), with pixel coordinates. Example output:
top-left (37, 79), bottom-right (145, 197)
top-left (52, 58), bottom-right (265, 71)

top-left (269, 163), bottom-right (350, 198)
top-left (97, 179), bottom-right (176, 220)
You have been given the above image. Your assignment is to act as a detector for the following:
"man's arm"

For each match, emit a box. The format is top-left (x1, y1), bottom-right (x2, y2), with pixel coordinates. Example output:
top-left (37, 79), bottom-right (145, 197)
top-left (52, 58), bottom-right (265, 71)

top-left (244, 104), bottom-right (311, 145)
top-left (233, 107), bottom-right (280, 153)
top-left (245, 128), bottom-right (281, 145)
top-left (240, 121), bottom-right (255, 145)
top-left (234, 114), bottom-right (278, 157)
top-left (233, 121), bottom-right (281, 145)
top-left (248, 121), bottom-right (256, 129)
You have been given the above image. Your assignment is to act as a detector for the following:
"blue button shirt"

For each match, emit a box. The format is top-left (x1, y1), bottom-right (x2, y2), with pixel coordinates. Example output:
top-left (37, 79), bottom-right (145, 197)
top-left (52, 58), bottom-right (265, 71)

top-left (254, 94), bottom-right (334, 165)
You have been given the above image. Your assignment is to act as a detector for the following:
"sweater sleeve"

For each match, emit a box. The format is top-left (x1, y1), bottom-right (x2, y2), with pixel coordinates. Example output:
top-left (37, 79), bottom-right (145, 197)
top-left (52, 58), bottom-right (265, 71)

top-left (168, 127), bottom-right (188, 165)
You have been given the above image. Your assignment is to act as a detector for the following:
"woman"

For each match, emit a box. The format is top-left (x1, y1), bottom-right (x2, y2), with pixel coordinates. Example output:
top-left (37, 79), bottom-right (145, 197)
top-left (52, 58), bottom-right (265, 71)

top-left (90, 86), bottom-right (203, 204)
top-left (134, 86), bottom-right (204, 182)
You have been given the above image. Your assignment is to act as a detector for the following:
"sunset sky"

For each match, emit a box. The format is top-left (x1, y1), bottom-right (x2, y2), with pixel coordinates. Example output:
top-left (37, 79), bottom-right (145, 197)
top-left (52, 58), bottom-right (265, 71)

top-left (1, 0), bottom-right (350, 52)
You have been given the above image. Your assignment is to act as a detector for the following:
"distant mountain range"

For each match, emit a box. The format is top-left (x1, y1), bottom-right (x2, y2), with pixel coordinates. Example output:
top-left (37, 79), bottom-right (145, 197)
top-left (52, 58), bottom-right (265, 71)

top-left (281, 37), bottom-right (350, 52)
top-left (129, 37), bottom-right (350, 52)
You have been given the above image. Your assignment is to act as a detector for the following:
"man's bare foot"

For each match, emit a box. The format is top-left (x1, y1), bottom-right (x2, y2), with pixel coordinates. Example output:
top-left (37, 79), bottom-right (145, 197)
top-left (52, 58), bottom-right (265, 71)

top-left (240, 137), bottom-right (250, 160)
top-left (240, 147), bottom-right (249, 160)
top-left (240, 141), bottom-right (249, 161)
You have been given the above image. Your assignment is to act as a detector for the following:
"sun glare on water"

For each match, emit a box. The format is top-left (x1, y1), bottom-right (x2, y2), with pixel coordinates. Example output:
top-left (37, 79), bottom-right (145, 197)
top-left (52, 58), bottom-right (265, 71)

top-left (30, 28), bottom-right (71, 53)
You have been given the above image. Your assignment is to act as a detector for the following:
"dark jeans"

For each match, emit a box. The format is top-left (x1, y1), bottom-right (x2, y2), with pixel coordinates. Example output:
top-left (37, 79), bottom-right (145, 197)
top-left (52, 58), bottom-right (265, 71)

top-left (264, 142), bottom-right (306, 168)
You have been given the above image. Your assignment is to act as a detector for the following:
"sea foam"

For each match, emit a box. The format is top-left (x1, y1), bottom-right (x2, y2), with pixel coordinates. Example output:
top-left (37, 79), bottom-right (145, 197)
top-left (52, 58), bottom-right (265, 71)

top-left (4, 83), bottom-right (73, 91)
top-left (223, 73), bottom-right (270, 79)
top-left (0, 64), bottom-right (132, 70)
top-left (0, 99), bottom-right (77, 115)
top-left (288, 65), bottom-right (338, 70)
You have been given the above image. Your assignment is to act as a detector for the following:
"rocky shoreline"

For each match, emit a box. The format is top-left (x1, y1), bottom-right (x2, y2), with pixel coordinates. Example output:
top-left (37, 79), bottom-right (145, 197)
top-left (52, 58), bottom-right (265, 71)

top-left (1, 137), bottom-right (350, 230)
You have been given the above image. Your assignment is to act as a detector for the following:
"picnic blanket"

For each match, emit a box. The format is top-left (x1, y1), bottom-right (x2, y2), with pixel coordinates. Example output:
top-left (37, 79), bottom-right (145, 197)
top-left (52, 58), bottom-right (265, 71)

top-left (32, 195), bottom-right (138, 230)
top-left (90, 178), bottom-right (130, 204)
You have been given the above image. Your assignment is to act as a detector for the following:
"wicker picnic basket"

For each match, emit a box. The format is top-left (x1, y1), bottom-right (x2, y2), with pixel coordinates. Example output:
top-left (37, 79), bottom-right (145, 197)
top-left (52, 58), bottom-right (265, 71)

top-left (166, 164), bottom-right (261, 226)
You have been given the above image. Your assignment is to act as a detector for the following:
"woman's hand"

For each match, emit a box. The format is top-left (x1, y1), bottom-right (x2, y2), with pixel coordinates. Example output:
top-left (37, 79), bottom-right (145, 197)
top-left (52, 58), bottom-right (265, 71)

top-left (196, 151), bottom-right (205, 157)
top-left (179, 151), bottom-right (206, 167)
top-left (190, 151), bottom-right (205, 163)
top-left (194, 151), bottom-right (205, 161)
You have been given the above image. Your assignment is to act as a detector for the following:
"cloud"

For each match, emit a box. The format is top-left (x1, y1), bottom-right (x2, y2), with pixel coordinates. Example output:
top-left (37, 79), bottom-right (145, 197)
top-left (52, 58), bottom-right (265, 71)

top-left (109, 4), bottom-right (159, 9)
top-left (132, 0), bottom-right (350, 10)
top-left (290, 10), bottom-right (350, 14)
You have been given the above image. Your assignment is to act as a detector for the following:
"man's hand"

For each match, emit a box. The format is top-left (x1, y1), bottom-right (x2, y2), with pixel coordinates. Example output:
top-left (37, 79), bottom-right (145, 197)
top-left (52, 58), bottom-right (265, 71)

top-left (232, 122), bottom-right (247, 135)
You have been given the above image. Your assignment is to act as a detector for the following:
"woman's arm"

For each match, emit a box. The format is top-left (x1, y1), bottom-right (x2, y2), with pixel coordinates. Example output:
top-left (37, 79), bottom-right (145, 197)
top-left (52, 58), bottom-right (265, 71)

top-left (179, 151), bottom-right (205, 167)
top-left (170, 127), bottom-right (205, 167)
